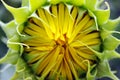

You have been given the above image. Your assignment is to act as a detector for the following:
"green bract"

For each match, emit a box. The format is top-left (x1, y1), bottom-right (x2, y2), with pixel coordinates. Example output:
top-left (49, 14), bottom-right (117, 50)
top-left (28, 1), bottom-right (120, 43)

top-left (0, 0), bottom-right (120, 80)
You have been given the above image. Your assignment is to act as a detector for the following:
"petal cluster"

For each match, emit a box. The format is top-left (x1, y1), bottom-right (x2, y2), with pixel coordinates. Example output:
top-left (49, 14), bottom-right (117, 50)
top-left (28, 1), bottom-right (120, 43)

top-left (22, 3), bottom-right (100, 79)
top-left (0, 0), bottom-right (120, 80)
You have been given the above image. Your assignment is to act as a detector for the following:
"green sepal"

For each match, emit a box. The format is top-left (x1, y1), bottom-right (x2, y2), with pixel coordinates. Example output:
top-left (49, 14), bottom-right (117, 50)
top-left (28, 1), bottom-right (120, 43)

top-left (0, 35), bottom-right (20, 64)
top-left (1, 0), bottom-right (30, 24)
top-left (84, 0), bottom-right (97, 11)
top-left (100, 18), bottom-right (120, 40)
top-left (86, 62), bottom-right (97, 80)
top-left (17, 24), bottom-right (25, 36)
top-left (96, 60), bottom-right (119, 80)
top-left (103, 50), bottom-right (120, 60)
top-left (100, 28), bottom-right (111, 40)
top-left (100, 17), bottom-right (120, 41)
top-left (0, 21), bottom-right (20, 64)
top-left (19, 44), bottom-right (24, 56)
top-left (0, 49), bottom-right (19, 64)
top-left (23, 52), bottom-right (40, 63)
top-left (29, 0), bottom-right (47, 13)
top-left (1, 21), bottom-right (20, 50)
top-left (7, 35), bottom-right (19, 51)
top-left (103, 35), bottom-right (120, 50)
top-left (101, 17), bottom-right (120, 31)
top-left (20, 35), bottom-right (33, 42)
top-left (85, 1), bottom-right (110, 29)
top-left (93, 4), bottom-right (110, 25)
top-left (1, 21), bottom-right (17, 39)
top-left (11, 58), bottom-right (37, 80)
top-left (88, 10), bottom-right (98, 30)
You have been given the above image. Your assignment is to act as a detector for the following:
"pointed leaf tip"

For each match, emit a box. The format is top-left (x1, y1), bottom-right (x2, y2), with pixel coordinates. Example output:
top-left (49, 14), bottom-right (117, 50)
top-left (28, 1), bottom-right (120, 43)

top-left (1, 0), bottom-right (30, 24)
top-left (104, 50), bottom-right (120, 60)
top-left (104, 35), bottom-right (119, 50)
top-left (94, 2), bottom-right (110, 25)
top-left (96, 60), bottom-right (119, 80)
top-left (101, 17), bottom-right (120, 31)
top-left (86, 61), bottom-right (97, 80)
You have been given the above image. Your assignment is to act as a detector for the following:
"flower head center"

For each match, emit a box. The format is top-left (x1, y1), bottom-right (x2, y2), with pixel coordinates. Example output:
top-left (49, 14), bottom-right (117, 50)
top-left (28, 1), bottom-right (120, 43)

top-left (22, 3), bottom-right (101, 79)
top-left (56, 34), bottom-right (68, 46)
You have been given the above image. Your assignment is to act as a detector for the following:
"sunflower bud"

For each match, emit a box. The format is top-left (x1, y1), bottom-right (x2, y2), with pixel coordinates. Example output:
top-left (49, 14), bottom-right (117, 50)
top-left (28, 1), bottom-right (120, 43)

top-left (0, 0), bottom-right (120, 80)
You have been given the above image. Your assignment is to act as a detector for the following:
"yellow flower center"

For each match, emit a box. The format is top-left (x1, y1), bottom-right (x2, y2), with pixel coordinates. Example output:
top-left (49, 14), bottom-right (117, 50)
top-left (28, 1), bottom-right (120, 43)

top-left (22, 3), bottom-right (101, 79)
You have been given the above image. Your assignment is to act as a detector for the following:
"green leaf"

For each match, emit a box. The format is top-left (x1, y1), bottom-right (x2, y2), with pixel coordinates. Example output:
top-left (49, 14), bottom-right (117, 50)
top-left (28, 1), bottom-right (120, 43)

top-left (101, 17), bottom-right (120, 31)
top-left (96, 60), bottom-right (119, 80)
top-left (93, 3), bottom-right (110, 25)
top-left (100, 28), bottom-right (111, 40)
top-left (1, 21), bottom-right (17, 38)
top-left (88, 10), bottom-right (98, 30)
top-left (0, 35), bottom-right (20, 64)
top-left (1, 0), bottom-right (30, 24)
top-left (0, 49), bottom-right (19, 64)
top-left (86, 62), bottom-right (97, 80)
top-left (11, 58), bottom-right (37, 80)
top-left (103, 50), bottom-right (120, 60)
top-left (103, 35), bottom-right (119, 50)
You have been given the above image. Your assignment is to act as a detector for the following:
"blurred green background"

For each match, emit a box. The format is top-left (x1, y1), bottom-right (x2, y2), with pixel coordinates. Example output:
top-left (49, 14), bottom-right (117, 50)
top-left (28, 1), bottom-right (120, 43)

top-left (0, 0), bottom-right (120, 80)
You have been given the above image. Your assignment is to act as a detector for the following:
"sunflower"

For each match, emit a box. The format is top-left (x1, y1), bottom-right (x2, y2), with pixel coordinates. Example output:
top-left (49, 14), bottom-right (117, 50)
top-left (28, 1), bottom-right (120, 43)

top-left (0, 0), bottom-right (120, 80)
